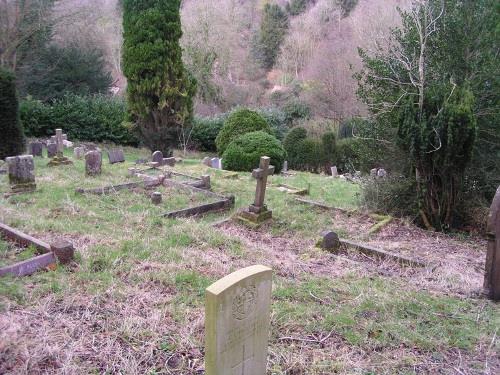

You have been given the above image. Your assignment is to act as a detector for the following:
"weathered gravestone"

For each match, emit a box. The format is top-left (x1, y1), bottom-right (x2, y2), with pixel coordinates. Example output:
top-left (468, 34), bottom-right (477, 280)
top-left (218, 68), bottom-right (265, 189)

top-left (151, 191), bottom-right (162, 205)
top-left (152, 150), bottom-right (163, 164)
top-left (107, 148), bottom-right (125, 164)
top-left (331, 166), bottom-right (338, 177)
top-left (47, 142), bottom-right (57, 158)
top-left (29, 141), bottom-right (43, 157)
top-left (235, 156), bottom-right (274, 224)
top-left (85, 151), bottom-right (102, 176)
top-left (370, 168), bottom-right (378, 177)
top-left (6, 155), bottom-right (36, 194)
top-left (377, 169), bottom-right (387, 178)
top-left (484, 186), bottom-right (500, 300)
top-left (47, 129), bottom-right (73, 166)
top-left (205, 265), bottom-right (272, 375)
top-left (211, 157), bottom-right (222, 169)
top-left (282, 160), bottom-right (288, 173)
top-left (74, 147), bottom-right (85, 159)
top-left (202, 157), bottom-right (212, 167)
top-left (317, 230), bottom-right (341, 253)
top-left (163, 157), bottom-right (176, 167)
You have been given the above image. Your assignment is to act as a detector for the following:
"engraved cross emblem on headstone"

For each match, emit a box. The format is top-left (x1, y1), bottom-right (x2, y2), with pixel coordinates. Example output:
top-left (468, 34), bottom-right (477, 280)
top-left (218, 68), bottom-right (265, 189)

top-left (249, 156), bottom-right (274, 214)
top-left (231, 344), bottom-right (255, 375)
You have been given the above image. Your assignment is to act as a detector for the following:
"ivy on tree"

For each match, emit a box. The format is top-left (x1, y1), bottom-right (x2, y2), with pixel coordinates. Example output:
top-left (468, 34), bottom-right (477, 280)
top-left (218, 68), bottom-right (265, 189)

top-left (122, 0), bottom-right (196, 155)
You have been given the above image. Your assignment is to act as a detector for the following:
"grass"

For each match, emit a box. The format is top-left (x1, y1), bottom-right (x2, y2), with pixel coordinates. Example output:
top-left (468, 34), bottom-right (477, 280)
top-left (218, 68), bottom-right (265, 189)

top-left (0, 146), bottom-right (498, 374)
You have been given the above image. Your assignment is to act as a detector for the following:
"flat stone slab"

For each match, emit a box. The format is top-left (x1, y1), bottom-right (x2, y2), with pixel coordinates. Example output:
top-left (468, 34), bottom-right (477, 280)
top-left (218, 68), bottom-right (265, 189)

top-left (205, 265), bottom-right (272, 375)
top-left (340, 239), bottom-right (427, 267)
top-left (276, 183), bottom-right (309, 195)
top-left (163, 197), bottom-right (235, 219)
top-left (75, 181), bottom-right (144, 195)
top-left (0, 222), bottom-right (51, 253)
top-left (0, 252), bottom-right (57, 277)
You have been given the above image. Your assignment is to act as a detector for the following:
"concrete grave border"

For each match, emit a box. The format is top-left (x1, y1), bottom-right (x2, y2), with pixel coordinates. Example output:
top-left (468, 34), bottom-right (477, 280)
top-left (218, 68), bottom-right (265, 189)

top-left (275, 183), bottom-right (310, 196)
top-left (0, 222), bottom-right (75, 277)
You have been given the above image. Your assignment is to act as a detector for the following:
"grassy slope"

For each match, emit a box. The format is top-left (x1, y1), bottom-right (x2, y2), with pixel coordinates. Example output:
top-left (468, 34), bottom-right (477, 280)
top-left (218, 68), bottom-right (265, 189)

top-left (0, 147), bottom-right (498, 374)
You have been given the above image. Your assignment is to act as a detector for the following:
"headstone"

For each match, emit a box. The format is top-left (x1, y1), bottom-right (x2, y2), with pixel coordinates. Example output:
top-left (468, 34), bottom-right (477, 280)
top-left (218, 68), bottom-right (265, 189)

top-left (370, 168), bottom-right (378, 177)
top-left (74, 147), bottom-right (85, 159)
top-left (85, 151), bottom-right (102, 176)
top-left (47, 142), bottom-right (57, 158)
top-left (51, 240), bottom-right (75, 264)
top-left (202, 157), bottom-right (212, 167)
top-left (163, 157), bottom-right (176, 167)
top-left (283, 160), bottom-right (288, 173)
top-left (107, 148), bottom-right (125, 164)
top-left (151, 192), bottom-right (162, 205)
top-left (484, 186), bottom-right (500, 300)
top-left (205, 265), bottom-right (272, 375)
top-left (377, 169), bottom-right (387, 178)
top-left (6, 155), bottom-right (36, 194)
top-left (236, 156), bottom-right (275, 224)
top-left (152, 150), bottom-right (163, 164)
top-left (29, 141), bottom-right (43, 157)
top-left (318, 230), bottom-right (341, 252)
top-left (201, 175), bottom-right (211, 190)
top-left (211, 157), bottom-right (222, 169)
top-left (331, 166), bottom-right (338, 177)
top-left (55, 129), bottom-right (64, 154)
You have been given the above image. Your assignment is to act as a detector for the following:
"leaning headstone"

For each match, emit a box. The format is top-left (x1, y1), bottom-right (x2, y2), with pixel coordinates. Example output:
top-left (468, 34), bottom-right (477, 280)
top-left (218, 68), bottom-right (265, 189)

top-left (205, 265), bottom-right (272, 375)
top-left (377, 169), bottom-right (387, 178)
top-left (29, 141), bottom-right (43, 157)
top-left (163, 157), bottom-right (176, 167)
top-left (107, 148), bottom-right (125, 164)
top-left (317, 230), bottom-right (341, 252)
top-left (47, 142), bottom-right (57, 158)
top-left (6, 155), bottom-right (36, 194)
top-left (152, 150), bottom-right (163, 164)
top-left (202, 157), bottom-right (212, 167)
top-left (85, 151), bottom-right (102, 176)
top-left (331, 166), bottom-right (338, 177)
top-left (235, 156), bottom-right (275, 224)
top-left (484, 186), bottom-right (500, 301)
top-left (74, 147), bottom-right (85, 159)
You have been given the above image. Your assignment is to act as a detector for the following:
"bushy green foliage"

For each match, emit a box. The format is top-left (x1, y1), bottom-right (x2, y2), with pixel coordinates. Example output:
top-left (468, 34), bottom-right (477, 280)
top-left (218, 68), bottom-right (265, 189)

top-left (321, 132), bottom-right (337, 166)
top-left (20, 95), bottom-right (137, 145)
top-left (283, 127), bottom-right (324, 172)
top-left (191, 115), bottom-right (226, 152)
top-left (0, 68), bottom-right (25, 159)
top-left (283, 127), bottom-right (307, 167)
top-left (18, 45), bottom-right (112, 102)
top-left (282, 100), bottom-right (311, 124)
top-left (215, 108), bottom-right (271, 154)
top-left (123, 0), bottom-right (196, 155)
top-left (257, 107), bottom-right (289, 140)
top-left (286, 0), bottom-right (308, 16)
top-left (253, 4), bottom-right (289, 70)
top-left (222, 131), bottom-right (286, 173)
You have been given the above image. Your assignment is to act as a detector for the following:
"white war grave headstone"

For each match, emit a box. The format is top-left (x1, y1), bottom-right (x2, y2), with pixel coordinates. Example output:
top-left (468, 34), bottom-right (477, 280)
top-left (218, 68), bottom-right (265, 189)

top-left (205, 265), bottom-right (272, 375)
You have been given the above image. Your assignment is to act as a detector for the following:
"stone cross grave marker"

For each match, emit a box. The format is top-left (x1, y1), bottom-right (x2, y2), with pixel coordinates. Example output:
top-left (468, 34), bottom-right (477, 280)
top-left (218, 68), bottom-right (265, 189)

top-left (6, 155), bottom-right (36, 194)
top-left (85, 151), bottom-right (102, 176)
top-left (29, 141), bottom-right (43, 157)
top-left (205, 265), bottom-right (272, 375)
top-left (484, 185), bottom-right (500, 300)
top-left (56, 128), bottom-right (64, 155)
top-left (47, 129), bottom-right (73, 166)
top-left (107, 148), bottom-right (125, 164)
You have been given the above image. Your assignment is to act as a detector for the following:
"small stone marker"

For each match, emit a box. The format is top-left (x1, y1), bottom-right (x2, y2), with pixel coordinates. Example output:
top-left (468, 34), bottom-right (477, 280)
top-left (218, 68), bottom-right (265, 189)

top-left (370, 168), bottom-right (378, 177)
top-left (485, 185), bottom-right (500, 301)
top-left (74, 147), bottom-right (85, 159)
top-left (236, 156), bottom-right (275, 224)
top-left (51, 240), bottom-right (75, 264)
top-left (331, 166), bottom-right (338, 177)
top-left (151, 191), bottom-right (162, 205)
top-left (107, 148), bottom-right (125, 164)
top-left (152, 150), bottom-right (163, 164)
top-left (202, 157), bottom-right (212, 167)
top-left (29, 141), bottom-right (43, 157)
top-left (317, 230), bottom-right (341, 252)
top-left (56, 129), bottom-right (64, 154)
top-left (47, 142), bottom-right (57, 158)
top-left (85, 150), bottom-right (102, 176)
top-left (6, 155), bottom-right (36, 194)
top-left (211, 157), bottom-right (222, 169)
top-left (201, 175), bottom-right (211, 190)
top-left (163, 157), bottom-right (176, 167)
top-left (377, 169), bottom-right (387, 178)
top-left (205, 265), bottom-right (272, 375)
top-left (283, 160), bottom-right (288, 173)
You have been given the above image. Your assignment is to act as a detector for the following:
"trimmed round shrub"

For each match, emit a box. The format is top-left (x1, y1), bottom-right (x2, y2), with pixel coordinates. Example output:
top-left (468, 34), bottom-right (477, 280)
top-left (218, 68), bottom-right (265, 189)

top-left (191, 114), bottom-right (226, 152)
top-left (215, 108), bottom-right (271, 154)
top-left (283, 127), bottom-right (307, 169)
top-left (0, 68), bottom-right (25, 159)
top-left (222, 131), bottom-right (286, 173)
